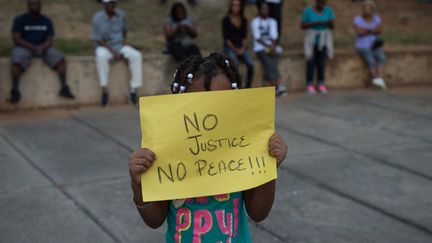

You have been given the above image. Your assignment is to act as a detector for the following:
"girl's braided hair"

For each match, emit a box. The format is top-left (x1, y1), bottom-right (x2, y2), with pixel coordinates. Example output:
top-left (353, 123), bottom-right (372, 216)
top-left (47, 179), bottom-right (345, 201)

top-left (171, 52), bottom-right (242, 93)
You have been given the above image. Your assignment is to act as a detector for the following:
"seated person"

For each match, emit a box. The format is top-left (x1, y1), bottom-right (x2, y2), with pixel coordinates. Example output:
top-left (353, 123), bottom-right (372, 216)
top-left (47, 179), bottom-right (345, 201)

top-left (92, 0), bottom-right (143, 106)
top-left (251, 2), bottom-right (286, 96)
top-left (9, 0), bottom-right (74, 104)
top-left (164, 2), bottom-right (201, 63)
top-left (222, 0), bottom-right (255, 88)
top-left (353, 0), bottom-right (387, 90)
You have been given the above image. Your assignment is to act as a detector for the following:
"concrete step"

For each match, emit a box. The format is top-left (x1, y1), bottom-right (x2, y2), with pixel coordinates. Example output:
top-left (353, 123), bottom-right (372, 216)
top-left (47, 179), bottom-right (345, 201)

top-left (1, 49), bottom-right (431, 110)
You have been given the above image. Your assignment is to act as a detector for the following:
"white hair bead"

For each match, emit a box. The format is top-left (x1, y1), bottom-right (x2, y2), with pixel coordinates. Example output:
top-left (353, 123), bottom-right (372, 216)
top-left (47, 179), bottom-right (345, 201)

top-left (180, 85), bottom-right (186, 92)
top-left (173, 82), bottom-right (179, 88)
top-left (231, 83), bottom-right (238, 89)
top-left (187, 73), bottom-right (194, 83)
top-left (225, 59), bottom-right (230, 67)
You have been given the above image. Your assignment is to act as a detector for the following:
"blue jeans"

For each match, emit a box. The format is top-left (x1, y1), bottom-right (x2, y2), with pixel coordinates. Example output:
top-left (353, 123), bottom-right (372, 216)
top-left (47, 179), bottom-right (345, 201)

top-left (357, 48), bottom-right (386, 68)
top-left (224, 47), bottom-right (255, 88)
top-left (256, 51), bottom-right (280, 85)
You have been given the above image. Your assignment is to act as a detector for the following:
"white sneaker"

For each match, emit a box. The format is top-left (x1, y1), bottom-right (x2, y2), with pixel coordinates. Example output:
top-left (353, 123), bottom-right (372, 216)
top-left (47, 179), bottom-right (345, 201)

top-left (276, 85), bottom-right (287, 97)
top-left (275, 45), bottom-right (284, 55)
top-left (372, 77), bottom-right (387, 90)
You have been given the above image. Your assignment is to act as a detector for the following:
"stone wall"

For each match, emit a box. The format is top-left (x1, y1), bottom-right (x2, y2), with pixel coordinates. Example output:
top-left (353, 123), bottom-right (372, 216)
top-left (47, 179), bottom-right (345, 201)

top-left (1, 48), bottom-right (431, 110)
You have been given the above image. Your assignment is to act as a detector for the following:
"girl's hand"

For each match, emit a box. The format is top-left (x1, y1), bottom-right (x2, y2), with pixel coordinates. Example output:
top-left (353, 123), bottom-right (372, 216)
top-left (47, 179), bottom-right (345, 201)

top-left (129, 148), bottom-right (156, 187)
top-left (268, 133), bottom-right (288, 167)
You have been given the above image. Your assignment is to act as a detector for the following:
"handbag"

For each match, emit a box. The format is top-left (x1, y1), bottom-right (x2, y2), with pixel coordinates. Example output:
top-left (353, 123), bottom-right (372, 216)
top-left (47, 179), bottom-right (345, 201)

top-left (371, 38), bottom-right (384, 50)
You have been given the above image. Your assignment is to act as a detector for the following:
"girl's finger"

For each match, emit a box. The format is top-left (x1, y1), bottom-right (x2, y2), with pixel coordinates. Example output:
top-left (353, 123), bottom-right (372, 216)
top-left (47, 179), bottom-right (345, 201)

top-left (132, 165), bottom-right (148, 175)
top-left (142, 148), bottom-right (156, 159)
top-left (269, 149), bottom-right (279, 157)
top-left (135, 148), bottom-right (156, 160)
top-left (269, 142), bottom-right (283, 152)
top-left (134, 159), bottom-right (153, 168)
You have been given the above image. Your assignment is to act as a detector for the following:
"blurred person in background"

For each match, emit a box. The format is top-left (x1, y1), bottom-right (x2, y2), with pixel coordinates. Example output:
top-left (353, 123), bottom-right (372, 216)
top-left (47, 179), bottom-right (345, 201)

top-left (9, 0), bottom-right (75, 104)
top-left (353, 0), bottom-right (387, 90)
top-left (301, 0), bottom-right (335, 95)
top-left (160, 0), bottom-right (197, 6)
top-left (251, 2), bottom-right (286, 96)
top-left (264, 0), bottom-right (283, 44)
top-left (92, 0), bottom-right (143, 106)
top-left (164, 2), bottom-right (201, 63)
top-left (222, 0), bottom-right (255, 88)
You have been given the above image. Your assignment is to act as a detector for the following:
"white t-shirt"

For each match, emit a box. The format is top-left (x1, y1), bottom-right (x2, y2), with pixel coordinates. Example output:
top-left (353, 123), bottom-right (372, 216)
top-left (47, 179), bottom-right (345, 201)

top-left (251, 16), bottom-right (279, 52)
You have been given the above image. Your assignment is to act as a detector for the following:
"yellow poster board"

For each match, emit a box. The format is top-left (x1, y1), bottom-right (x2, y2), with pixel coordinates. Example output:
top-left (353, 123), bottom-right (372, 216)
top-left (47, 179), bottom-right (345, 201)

top-left (139, 87), bottom-right (276, 202)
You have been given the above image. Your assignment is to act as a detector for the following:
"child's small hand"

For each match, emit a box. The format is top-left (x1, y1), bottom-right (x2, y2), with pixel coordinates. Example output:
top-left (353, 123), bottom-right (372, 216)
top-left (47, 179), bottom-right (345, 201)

top-left (129, 148), bottom-right (156, 186)
top-left (268, 133), bottom-right (288, 167)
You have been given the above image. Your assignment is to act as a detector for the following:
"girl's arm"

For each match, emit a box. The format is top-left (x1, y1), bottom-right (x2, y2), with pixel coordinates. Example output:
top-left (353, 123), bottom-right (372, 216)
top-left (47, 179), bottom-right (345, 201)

top-left (129, 148), bottom-right (169, 228)
top-left (244, 133), bottom-right (288, 222)
top-left (244, 180), bottom-right (276, 222)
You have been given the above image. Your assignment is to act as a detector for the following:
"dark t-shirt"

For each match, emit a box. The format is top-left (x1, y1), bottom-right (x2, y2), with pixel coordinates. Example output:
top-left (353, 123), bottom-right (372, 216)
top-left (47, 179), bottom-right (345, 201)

top-left (222, 15), bottom-right (247, 48)
top-left (12, 13), bottom-right (54, 45)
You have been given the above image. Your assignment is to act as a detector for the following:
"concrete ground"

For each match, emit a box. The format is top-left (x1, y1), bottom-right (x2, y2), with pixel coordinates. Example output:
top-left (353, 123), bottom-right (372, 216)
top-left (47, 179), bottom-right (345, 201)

top-left (0, 86), bottom-right (431, 243)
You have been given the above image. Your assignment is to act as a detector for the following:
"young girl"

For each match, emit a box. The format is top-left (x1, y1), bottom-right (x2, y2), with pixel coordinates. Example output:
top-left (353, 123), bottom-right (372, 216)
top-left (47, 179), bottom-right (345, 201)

top-left (129, 53), bottom-right (288, 242)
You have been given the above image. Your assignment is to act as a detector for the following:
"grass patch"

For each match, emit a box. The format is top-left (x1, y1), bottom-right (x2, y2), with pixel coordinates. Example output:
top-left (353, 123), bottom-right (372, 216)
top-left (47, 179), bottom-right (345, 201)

top-left (1, 0), bottom-right (431, 57)
top-left (53, 39), bottom-right (95, 56)
top-left (382, 31), bottom-right (432, 46)
top-left (0, 38), bottom-right (12, 57)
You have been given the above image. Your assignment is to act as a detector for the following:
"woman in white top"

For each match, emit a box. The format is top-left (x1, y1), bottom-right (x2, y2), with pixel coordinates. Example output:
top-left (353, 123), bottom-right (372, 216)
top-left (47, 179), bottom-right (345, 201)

top-left (353, 0), bottom-right (387, 90)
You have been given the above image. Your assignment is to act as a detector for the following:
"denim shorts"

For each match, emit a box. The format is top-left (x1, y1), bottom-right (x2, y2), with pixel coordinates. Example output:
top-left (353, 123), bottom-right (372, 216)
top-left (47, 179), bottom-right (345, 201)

top-left (11, 46), bottom-right (64, 70)
top-left (357, 48), bottom-right (386, 68)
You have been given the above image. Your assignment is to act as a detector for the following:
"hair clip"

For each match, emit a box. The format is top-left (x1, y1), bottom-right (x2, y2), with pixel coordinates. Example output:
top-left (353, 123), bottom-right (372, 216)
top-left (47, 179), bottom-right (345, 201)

top-left (172, 82), bottom-right (179, 92)
top-left (187, 73), bottom-right (194, 84)
top-left (225, 59), bottom-right (230, 67)
top-left (179, 85), bottom-right (186, 93)
top-left (231, 82), bottom-right (238, 89)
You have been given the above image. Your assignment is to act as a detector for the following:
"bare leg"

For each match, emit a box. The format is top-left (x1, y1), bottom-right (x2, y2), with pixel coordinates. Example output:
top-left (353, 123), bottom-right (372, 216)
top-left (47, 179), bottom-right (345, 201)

top-left (55, 59), bottom-right (66, 75)
top-left (376, 65), bottom-right (384, 78)
top-left (369, 67), bottom-right (378, 79)
top-left (55, 59), bottom-right (75, 99)
top-left (11, 64), bottom-right (23, 89)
